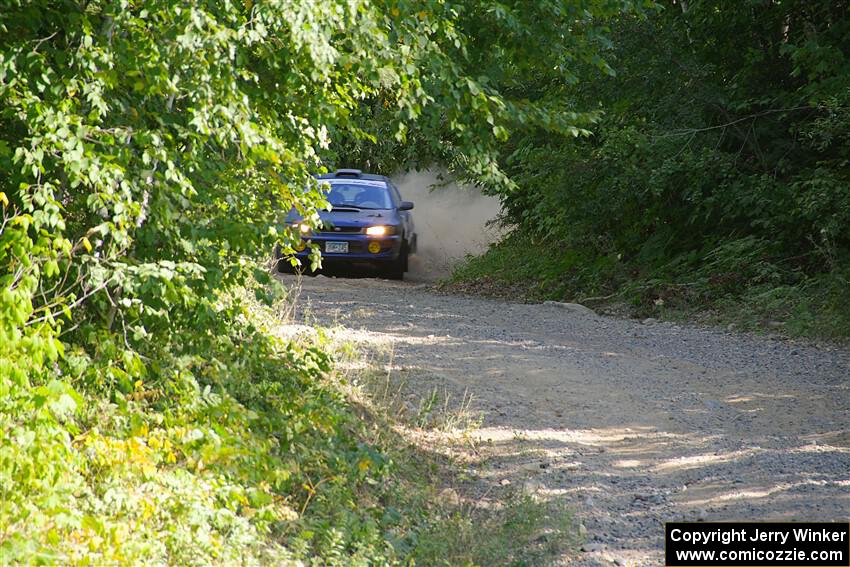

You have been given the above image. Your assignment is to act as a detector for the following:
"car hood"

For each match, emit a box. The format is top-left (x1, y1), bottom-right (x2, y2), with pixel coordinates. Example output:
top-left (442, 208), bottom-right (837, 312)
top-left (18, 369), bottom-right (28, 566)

top-left (287, 208), bottom-right (399, 228)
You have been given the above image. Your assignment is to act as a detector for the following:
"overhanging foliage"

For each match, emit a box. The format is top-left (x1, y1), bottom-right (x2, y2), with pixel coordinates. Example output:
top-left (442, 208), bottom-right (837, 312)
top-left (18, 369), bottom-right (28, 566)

top-left (0, 0), bottom-right (636, 561)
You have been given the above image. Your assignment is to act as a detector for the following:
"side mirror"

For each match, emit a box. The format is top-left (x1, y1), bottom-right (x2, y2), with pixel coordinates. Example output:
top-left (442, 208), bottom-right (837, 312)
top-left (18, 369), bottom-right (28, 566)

top-left (399, 201), bottom-right (414, 211)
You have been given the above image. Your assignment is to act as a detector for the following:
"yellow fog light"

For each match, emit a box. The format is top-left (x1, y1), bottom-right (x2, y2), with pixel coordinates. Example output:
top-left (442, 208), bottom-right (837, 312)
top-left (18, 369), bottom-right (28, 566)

top-left (365, 225), bottom-right (387, 236)
top-left (295, 240), bottom-right (307, 252)
top-left (367, 241), bottom-right (381, 254)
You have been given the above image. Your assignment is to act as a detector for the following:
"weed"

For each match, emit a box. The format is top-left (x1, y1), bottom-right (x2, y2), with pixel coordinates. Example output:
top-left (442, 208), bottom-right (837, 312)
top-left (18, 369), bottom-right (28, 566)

top-left (410, 491), bottom-right (578, 567)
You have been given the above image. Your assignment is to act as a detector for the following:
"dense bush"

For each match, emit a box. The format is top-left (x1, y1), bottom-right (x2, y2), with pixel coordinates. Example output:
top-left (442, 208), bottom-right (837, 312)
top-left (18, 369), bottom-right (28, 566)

top-left (0, 286), bottom-right (401, 563)
top-left (462, 0), bottom-right (850, 336)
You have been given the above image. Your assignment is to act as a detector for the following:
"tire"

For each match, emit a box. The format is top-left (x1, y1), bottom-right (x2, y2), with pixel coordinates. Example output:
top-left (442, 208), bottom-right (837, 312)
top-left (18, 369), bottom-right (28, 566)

top-left (384, 246), bottom-right (407, 280)
top-left (278, 257), bottom-right (310, 275)
top-left (277, 258), bottom-right (294, 274)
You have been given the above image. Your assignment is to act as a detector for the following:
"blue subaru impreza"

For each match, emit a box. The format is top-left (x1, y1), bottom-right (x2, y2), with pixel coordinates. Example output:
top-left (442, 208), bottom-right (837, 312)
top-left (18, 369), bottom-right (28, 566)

top-left (279, 169), bottom-right (417, 280)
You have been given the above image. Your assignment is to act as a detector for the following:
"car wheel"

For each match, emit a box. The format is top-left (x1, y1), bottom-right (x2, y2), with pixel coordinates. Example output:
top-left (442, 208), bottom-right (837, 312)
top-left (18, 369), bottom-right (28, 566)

top-left (384, 246), bottom-right (407, 280)
top-left (278, 258), bottom-right (310, 276)
top-left (277, 258), bottom-right (294, 274)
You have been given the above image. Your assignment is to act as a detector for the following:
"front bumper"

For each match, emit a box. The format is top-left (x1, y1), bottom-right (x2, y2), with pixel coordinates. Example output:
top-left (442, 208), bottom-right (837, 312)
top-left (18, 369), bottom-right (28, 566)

top-left (286, 234), bottom-right (402, 264)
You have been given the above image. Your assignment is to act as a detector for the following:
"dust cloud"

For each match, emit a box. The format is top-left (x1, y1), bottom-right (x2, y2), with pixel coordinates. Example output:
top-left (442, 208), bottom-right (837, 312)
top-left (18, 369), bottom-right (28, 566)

top-left (392, 170), bottom-right (503, 282)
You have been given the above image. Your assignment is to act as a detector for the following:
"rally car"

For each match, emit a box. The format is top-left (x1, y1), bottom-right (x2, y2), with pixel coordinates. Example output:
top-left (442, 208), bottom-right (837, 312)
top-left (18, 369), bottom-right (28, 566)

top-left (279, 169), bottom-right (417, 280)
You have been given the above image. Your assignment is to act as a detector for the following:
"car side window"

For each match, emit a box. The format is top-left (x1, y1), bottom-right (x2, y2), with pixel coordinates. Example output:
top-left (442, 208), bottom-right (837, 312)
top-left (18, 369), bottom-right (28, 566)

top-left (389, 183), bottom-right (402, 205)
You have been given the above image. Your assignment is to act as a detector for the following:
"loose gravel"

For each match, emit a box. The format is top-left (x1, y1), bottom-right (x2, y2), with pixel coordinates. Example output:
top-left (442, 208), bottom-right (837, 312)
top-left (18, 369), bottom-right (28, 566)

top-left (288, 274), bottom-right (850, 566)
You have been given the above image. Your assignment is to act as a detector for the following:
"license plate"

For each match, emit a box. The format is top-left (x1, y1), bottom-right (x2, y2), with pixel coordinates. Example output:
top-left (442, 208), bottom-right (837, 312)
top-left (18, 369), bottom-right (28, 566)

top-left (325, 241), bottom-right (348, 253)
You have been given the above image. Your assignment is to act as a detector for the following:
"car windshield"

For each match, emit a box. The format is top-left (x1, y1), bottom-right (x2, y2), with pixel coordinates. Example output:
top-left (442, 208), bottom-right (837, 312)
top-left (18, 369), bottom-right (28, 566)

top-left (323, 179), bottom-right (393, 209)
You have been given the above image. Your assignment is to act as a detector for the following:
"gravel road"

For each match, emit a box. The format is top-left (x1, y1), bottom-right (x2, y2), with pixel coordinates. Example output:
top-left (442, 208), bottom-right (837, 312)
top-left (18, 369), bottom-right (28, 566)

top-left (287, 273), bottom-right (850, 566)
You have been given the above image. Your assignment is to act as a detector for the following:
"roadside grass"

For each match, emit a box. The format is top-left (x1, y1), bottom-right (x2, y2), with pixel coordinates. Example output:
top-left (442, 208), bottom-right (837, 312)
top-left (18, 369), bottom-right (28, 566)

top-left (339, 382), bottom-right (579, 566)
top-left (410, 492), bottom-right (577, 567)
top-left (447, 232), bottom-right (850, 341)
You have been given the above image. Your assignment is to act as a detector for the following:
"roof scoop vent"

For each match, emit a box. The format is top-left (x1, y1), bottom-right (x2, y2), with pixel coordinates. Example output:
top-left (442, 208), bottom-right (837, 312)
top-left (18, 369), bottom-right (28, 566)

top-left (334, 169), bottom-right (362, 178)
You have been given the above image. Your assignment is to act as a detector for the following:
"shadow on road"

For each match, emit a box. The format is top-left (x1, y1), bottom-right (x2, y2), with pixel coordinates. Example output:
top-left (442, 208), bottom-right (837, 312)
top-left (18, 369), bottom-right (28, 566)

top-left (279, 273), bottom-right (850, 566)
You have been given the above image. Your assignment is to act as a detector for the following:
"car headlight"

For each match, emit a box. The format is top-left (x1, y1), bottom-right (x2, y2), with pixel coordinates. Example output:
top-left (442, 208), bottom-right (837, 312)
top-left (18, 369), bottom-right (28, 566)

top-left (291, 222), bottom-right (311, 234)
top-left (365, 225), bottom-right (397, 236)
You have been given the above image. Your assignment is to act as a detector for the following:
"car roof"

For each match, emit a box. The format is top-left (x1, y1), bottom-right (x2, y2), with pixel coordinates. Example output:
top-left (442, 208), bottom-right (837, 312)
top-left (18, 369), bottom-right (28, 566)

top-left (316, 169), bottom-right (389, 183)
